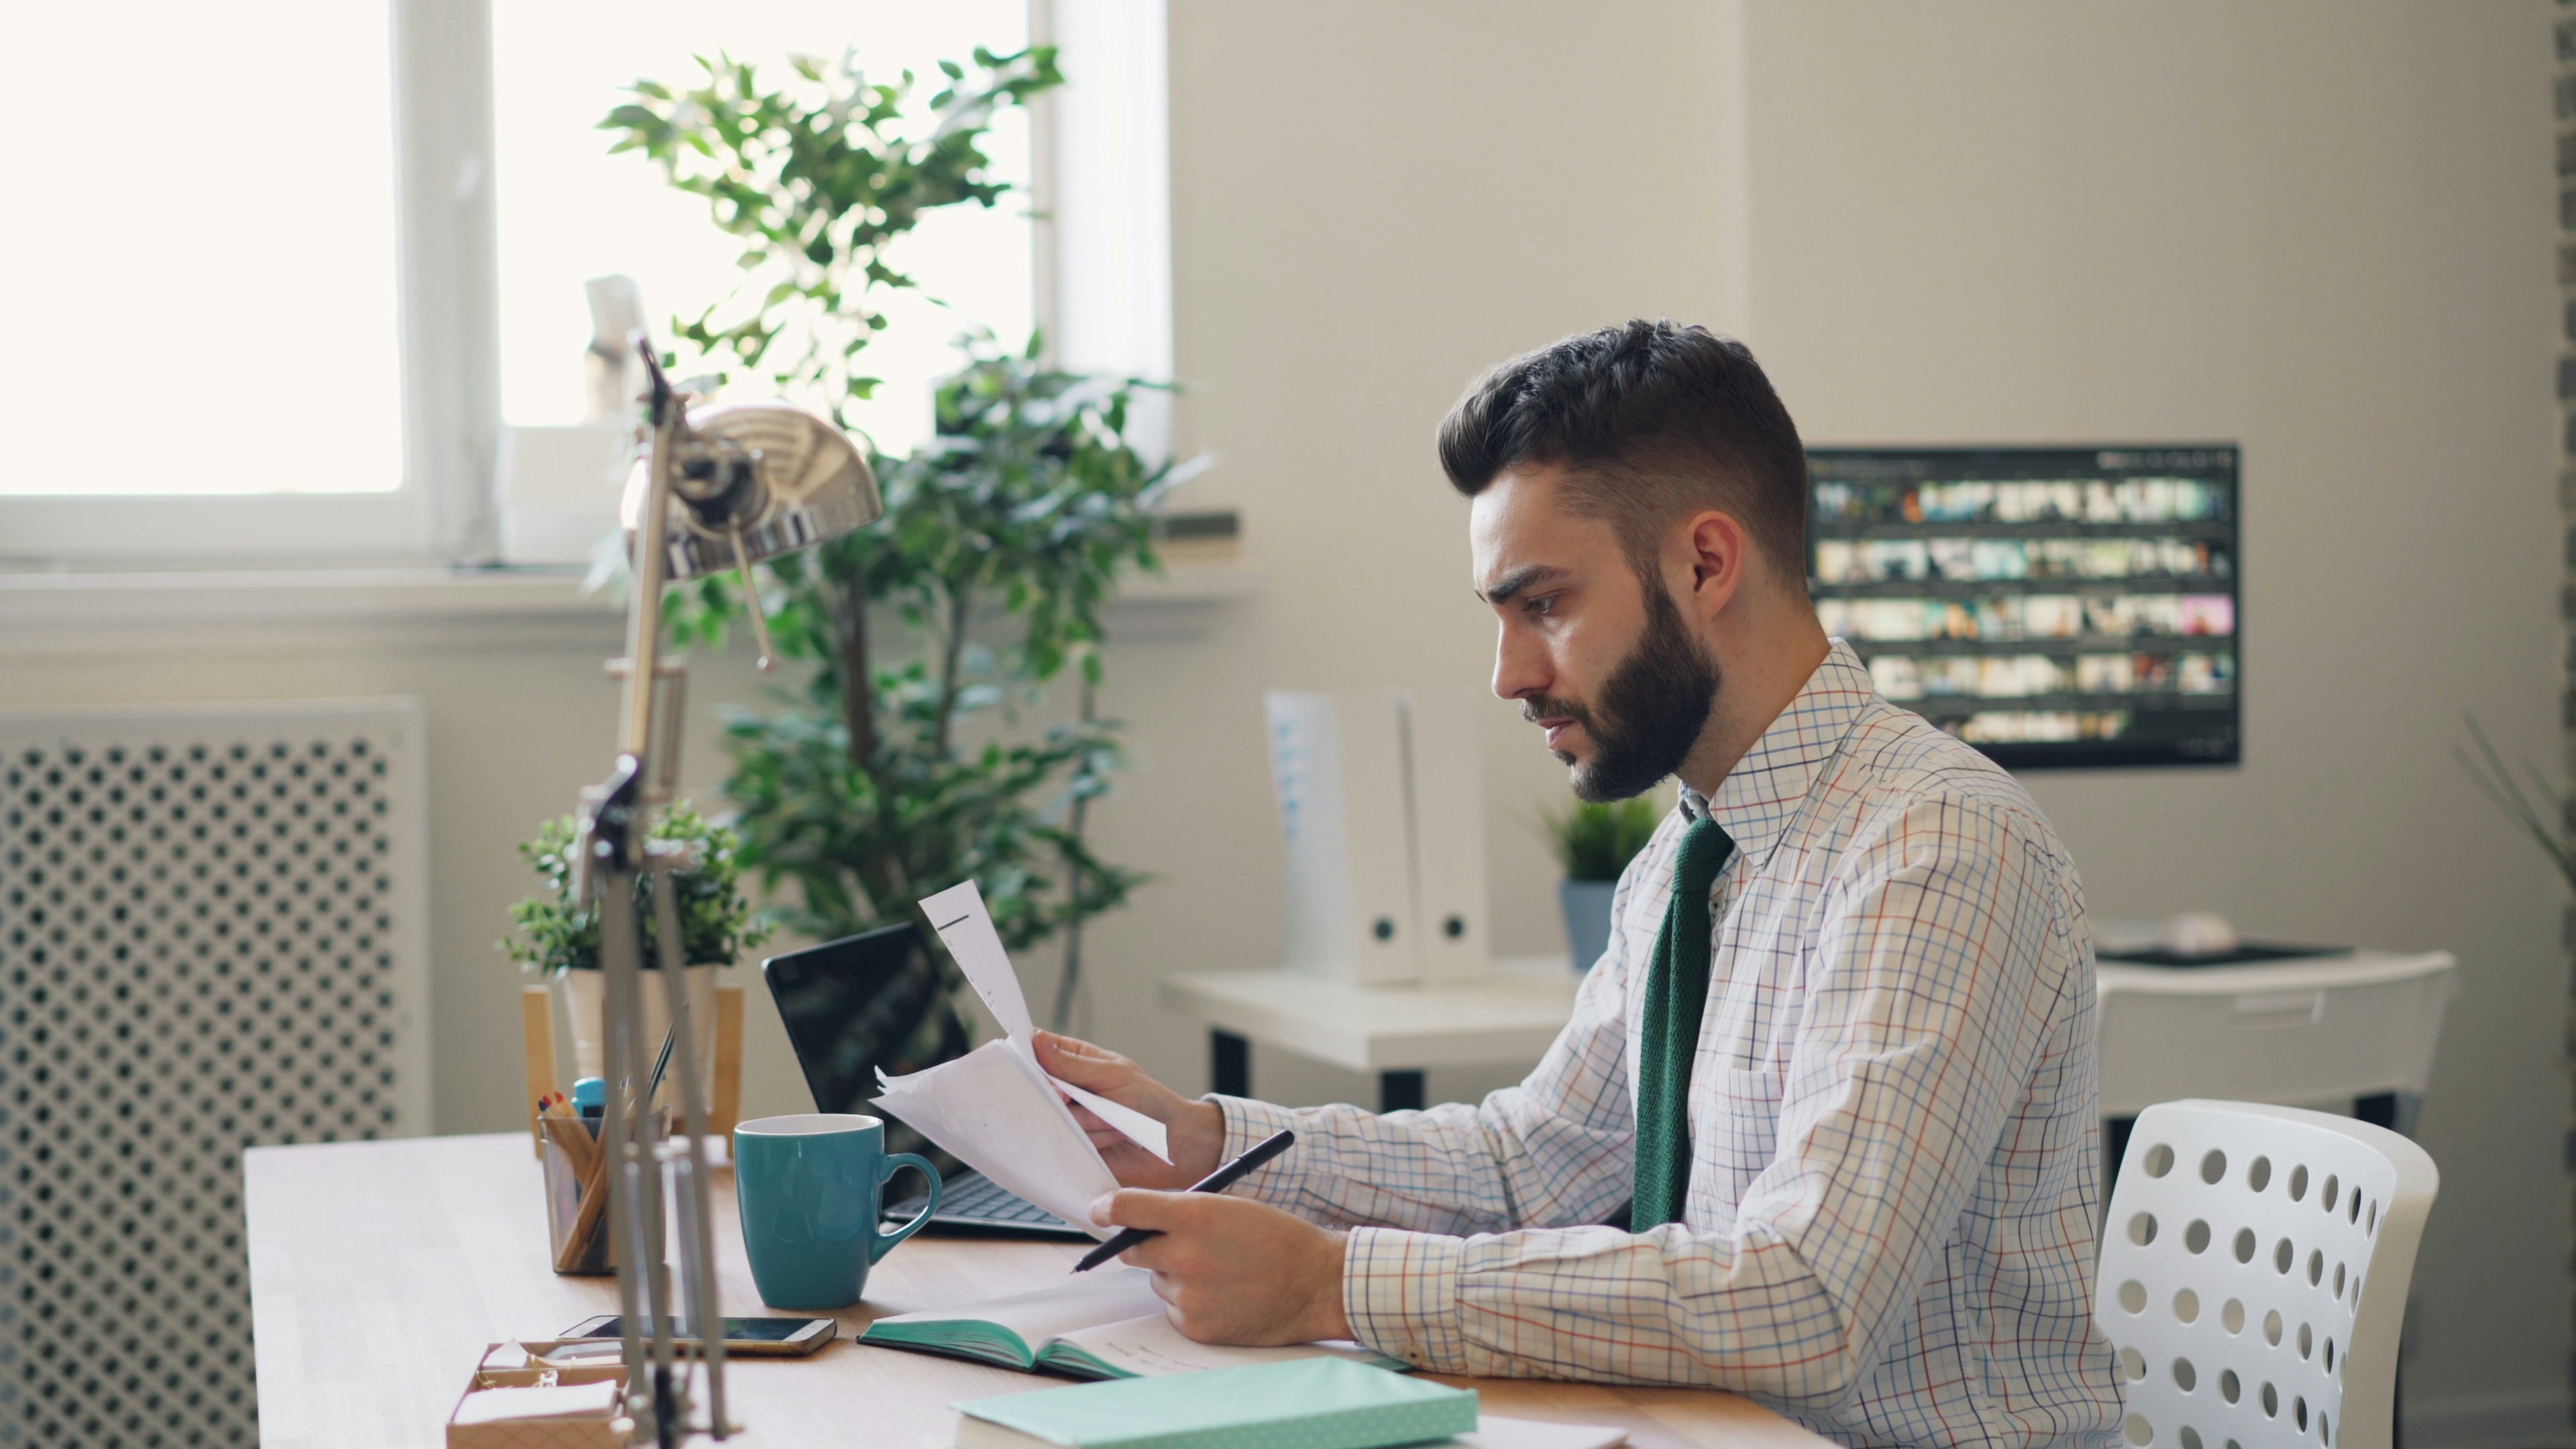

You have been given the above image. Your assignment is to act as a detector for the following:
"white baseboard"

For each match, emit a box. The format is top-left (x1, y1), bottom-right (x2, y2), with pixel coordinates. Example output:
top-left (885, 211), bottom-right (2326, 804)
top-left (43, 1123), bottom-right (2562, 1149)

top-left (2406, 1389), bottom-right (2573, 1449)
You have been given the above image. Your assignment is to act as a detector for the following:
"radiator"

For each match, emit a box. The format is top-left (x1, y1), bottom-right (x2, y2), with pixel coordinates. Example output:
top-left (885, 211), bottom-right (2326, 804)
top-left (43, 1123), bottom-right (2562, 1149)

top-left (0, 698), bottom-right (430, 1448)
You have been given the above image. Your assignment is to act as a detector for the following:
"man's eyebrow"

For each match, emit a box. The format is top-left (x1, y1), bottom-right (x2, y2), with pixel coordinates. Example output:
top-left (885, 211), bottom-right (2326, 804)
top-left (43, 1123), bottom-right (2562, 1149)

top-left (1477, 565), bottom-right (1569, 604)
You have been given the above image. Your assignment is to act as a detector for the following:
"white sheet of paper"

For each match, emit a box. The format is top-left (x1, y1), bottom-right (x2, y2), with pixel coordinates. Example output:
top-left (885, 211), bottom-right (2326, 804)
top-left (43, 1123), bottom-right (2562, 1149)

top-left (1051, 1079), bottom-right (1171, 1163)
top-left (872, 1040), bottom-right (1118, 1237)
top-left (918, 881), bottom-right (1171, 1164)
top-left (451, 1381), bottom-right (619, 1426)
top-left (871, 1266), bottom-right (1163, 1341)
top-left (923, 879), bottom-right (1034, 1040)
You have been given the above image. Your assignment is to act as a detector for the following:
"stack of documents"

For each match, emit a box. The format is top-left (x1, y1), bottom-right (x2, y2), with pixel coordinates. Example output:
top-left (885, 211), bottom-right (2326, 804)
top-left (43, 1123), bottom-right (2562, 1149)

top-left (870, 881), bottom-right (1172, 1235)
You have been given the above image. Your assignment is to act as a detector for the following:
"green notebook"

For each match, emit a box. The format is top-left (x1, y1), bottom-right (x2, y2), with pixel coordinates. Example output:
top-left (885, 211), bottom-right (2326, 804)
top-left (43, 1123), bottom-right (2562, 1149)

top-left (864, 1269), bottom-right (1403, 1381)
top-left (953, 1358), bottom-right (1477, 1449)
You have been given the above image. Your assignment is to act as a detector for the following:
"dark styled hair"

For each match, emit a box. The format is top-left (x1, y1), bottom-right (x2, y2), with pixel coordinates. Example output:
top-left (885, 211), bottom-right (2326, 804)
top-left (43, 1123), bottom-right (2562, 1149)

top-left (1438, 320), bottom-right (1809, 588)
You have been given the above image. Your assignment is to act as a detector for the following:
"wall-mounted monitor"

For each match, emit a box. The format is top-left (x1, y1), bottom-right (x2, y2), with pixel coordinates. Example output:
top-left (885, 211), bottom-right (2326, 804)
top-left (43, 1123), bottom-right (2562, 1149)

top-left (1807, 445), bottom-right (2239, 769)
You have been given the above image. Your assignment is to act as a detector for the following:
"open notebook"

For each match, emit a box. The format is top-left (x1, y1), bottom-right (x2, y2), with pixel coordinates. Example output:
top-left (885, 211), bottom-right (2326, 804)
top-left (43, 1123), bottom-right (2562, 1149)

top-left (859, 1268), bottom-right (1403, 1381)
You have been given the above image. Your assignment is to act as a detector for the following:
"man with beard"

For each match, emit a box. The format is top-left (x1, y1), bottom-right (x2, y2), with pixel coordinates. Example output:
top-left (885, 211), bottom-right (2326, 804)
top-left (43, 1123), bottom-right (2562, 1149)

top-left (1035, 321), bottom-right (2120, 1449)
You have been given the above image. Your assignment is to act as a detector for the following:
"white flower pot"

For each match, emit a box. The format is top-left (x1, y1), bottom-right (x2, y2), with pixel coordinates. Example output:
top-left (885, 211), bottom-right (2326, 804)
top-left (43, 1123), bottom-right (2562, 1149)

top-left (558, 963), bottom-right (720, 1109)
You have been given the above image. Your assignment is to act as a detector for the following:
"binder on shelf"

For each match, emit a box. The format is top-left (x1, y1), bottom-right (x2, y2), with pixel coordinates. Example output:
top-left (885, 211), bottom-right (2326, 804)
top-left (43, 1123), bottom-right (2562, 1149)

top-left (1265, 688), bottom-right (1494, 985)
top-left (1265, 691), bottom-right (1419, 984)
top-left (1399, 690), bottom-right (1491, 981)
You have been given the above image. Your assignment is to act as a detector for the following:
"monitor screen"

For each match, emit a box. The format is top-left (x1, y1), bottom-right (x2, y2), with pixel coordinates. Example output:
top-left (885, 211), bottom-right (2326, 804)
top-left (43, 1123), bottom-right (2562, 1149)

top-left (1807, 445), bottom-right (2239, 769)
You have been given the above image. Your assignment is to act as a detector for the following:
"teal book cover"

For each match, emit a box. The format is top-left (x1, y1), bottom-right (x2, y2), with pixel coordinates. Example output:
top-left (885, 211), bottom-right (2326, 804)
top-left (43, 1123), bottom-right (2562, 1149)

top-left (952, 1357), bottom-right (1477, 1449)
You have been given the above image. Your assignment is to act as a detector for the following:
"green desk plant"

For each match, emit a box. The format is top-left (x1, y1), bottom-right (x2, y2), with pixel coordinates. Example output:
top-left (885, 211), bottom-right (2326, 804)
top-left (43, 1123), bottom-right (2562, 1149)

top-left (597, 42), bottom-right (1187, 1106)
top-left (504, 803), bottom-right (771, 1084)
top-left (1539, 796), bottom-right (1664, 972)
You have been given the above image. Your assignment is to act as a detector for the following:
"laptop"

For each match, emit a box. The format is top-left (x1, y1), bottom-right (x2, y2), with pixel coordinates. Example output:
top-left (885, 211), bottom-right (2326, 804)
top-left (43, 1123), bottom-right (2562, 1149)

top-left (761, 922), bottom-right (1091, 1238)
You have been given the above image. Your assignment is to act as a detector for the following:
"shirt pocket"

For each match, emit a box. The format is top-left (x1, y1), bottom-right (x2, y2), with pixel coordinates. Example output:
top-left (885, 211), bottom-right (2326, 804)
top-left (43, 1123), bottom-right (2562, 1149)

top-left (1696, 1065), bottom-right (1783, 1210)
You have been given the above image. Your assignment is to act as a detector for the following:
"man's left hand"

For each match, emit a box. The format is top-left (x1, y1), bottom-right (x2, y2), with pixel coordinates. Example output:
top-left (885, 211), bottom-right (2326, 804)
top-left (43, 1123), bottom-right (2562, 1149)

top-left (1091, 1189), bottom-right (1354, 1346)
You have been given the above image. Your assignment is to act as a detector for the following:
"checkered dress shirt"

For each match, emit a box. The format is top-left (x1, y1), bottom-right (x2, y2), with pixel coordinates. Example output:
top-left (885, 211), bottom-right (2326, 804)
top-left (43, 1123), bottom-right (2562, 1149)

top-left (1216, 640), bottom-right (2121, 1449)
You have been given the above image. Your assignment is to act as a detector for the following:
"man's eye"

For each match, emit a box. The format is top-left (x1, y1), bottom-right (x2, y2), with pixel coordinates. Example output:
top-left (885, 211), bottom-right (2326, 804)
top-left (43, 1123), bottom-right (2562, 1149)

top-left (1524, 595), bottom-right (1558, 619)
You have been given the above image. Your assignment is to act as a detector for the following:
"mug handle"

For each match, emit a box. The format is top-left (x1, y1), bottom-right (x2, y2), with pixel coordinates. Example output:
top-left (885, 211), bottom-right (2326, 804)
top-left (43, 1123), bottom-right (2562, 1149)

top-left (870, 1153), bottom-right (941, 1263)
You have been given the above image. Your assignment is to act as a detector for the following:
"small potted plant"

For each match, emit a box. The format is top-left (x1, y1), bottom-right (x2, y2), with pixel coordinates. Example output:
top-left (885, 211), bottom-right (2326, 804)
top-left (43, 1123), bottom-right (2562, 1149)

top-left (504, 802), bottom-right (771, 1091)
top-left (1538, 796), bottom-right (1663, 972)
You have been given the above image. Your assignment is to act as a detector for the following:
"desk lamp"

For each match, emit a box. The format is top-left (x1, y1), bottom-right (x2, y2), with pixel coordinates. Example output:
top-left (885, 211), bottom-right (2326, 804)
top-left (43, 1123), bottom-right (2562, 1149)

top-left (574, 337), bottom-right (880, 1446)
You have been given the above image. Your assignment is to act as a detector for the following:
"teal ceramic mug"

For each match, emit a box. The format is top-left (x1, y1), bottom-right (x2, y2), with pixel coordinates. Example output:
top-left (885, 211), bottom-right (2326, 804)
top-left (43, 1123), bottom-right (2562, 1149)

top-left (733, 1114), bottom-right (940, 1310)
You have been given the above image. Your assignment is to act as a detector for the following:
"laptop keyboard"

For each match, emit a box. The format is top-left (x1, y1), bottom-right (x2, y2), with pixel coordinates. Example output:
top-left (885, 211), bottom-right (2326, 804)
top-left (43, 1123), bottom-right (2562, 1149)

top-left (888, 1169), bottom-right (1080, 1232)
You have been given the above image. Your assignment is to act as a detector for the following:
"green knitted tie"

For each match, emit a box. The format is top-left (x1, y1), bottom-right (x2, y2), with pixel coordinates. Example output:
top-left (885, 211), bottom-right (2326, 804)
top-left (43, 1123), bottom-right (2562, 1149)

top-left (1631, 814), bottom-right (1737, 1230)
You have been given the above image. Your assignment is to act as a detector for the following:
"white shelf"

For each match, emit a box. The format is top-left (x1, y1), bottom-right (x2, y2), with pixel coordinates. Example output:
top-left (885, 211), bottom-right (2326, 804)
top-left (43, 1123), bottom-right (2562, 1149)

top-left (1159, 957), bottom-right (1581, 1075)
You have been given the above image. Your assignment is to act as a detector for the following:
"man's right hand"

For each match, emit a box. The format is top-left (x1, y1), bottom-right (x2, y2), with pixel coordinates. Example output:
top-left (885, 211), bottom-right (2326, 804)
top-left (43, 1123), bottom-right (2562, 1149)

top-left (1034, 1030), bottom-right (1228, 1189)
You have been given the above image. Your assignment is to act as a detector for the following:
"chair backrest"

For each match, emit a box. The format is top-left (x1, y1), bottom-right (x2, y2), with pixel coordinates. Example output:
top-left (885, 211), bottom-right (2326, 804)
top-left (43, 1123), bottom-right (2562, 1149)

top-left (2096, 1099), bottom-right (2437, 1449)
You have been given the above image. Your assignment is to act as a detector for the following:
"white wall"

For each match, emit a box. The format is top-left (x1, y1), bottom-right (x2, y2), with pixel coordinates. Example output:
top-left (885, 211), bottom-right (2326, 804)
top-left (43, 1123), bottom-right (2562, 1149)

top-left (1735, 2), bottom-right (2563, 1426)
top-left (2, 0), bottom-right (2555, 1434)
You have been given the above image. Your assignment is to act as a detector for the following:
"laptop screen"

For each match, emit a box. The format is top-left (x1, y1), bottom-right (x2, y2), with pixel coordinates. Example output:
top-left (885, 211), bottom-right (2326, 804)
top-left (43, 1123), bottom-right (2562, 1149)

top-left (761, 922), bottom-right (970, 1164)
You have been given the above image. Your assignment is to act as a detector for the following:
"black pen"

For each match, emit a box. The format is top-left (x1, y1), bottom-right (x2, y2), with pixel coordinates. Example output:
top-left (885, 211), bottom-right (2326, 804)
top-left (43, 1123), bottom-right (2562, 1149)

top-left (1072, 1129), bottom-right (1297, 1273)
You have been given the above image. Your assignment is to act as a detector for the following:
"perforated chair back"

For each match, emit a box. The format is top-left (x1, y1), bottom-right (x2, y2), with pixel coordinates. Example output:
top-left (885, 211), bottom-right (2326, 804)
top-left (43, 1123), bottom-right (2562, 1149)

top-left (2097, 1100), bottom-right (2437, 1449)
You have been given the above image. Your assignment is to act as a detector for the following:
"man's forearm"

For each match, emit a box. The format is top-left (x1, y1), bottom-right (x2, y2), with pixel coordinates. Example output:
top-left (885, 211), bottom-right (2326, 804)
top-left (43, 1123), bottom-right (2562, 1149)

top-left (1336, 1220), bottom-right (1855, 1393)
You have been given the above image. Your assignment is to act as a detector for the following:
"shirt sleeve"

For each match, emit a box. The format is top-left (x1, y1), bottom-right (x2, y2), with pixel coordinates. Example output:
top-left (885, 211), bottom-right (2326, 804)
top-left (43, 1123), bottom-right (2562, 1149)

top-left (1332, 794), bottom-right (2080, 1406)
top-left (1204, 831), bottom-right (1675, 1237)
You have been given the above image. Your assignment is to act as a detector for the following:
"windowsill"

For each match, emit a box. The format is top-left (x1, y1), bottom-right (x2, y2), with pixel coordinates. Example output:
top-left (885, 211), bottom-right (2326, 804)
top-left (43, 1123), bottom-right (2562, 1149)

top-left (0, 564), bottom-right (611, 624)
top-left (0, 562), bottom-right (1260, 658)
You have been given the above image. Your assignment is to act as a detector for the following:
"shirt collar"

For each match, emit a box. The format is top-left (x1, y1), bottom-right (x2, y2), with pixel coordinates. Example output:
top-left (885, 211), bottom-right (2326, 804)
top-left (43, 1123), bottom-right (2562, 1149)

top-left (1677, 639), bottom-right (1876, 867)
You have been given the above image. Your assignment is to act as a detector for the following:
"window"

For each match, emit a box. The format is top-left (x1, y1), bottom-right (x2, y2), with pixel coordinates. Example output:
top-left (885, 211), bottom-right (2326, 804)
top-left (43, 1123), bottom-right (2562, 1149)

top-left (491, 1), bottom-right (1034, 458)
top-left (1, 2), bottom-right (479, 563)
top-left (8, 5), bottom-right (404, 498)
top-left (0, 1), bottom-right (1166, 568)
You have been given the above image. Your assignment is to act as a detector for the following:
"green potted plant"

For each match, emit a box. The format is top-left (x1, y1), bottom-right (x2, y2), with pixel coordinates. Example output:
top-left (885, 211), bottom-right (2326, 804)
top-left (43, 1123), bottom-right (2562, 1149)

top-left (1538, 796), bottom-right (1664, 972)
top-left (2459, 715), bottom-right (2576, 891)
top-left (504, 803), bottom-right (771, 1089)
top-left (600, 43), bottom-right (1185, 1092)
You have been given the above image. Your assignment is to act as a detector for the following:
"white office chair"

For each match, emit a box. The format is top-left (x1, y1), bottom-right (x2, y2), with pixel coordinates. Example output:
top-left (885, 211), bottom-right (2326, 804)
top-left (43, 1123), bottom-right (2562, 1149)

top-left (2096, 1100), bottom-right (2438, 1449)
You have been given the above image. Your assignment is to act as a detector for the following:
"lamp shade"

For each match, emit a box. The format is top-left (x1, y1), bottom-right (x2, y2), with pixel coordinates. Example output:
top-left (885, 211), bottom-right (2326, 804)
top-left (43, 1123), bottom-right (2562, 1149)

top-left (621, 399), bottom-right (881, 578)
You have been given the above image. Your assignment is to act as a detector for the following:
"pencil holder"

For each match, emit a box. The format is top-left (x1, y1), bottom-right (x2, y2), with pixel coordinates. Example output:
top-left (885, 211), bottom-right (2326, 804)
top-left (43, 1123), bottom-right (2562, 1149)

top-left (539, 1111), bottom-right (669, 1276)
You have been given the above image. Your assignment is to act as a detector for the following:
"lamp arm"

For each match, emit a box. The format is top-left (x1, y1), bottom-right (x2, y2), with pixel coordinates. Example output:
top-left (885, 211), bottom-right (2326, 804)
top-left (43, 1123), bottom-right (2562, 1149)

top-left (619, 337), bottom-right (680, 784)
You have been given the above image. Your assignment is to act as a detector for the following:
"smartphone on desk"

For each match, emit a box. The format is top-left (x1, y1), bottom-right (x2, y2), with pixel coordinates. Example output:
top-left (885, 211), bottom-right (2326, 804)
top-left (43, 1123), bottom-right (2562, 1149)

top-left (558, 1316), bottom-right (837, 1357)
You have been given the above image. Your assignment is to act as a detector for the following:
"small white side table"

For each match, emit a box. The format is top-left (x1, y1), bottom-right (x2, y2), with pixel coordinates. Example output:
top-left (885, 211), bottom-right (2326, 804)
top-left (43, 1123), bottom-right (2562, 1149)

top-left (2092, 945), bottom-right (2456, 1180)
top-left (1159, 957), bottom-right (1578, 1110)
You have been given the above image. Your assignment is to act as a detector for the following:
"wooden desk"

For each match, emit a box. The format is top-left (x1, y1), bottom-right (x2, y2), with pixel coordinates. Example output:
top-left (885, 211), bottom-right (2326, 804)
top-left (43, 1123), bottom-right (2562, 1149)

top-left (248, 1132), bottom-right (1831, 1449)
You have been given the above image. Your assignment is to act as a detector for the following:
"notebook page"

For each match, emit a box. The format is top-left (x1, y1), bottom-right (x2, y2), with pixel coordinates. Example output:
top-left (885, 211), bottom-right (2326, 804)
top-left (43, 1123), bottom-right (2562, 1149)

top-left (1052, 1313), bottom-right (1405, 1378)
top-left (869, 1269), bottom-right (1163, 1345)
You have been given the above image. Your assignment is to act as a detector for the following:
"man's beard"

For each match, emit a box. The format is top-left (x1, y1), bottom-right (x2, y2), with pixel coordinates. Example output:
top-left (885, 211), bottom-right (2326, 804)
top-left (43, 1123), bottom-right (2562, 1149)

top-left (1524, 583), bottom-right (1719, 803)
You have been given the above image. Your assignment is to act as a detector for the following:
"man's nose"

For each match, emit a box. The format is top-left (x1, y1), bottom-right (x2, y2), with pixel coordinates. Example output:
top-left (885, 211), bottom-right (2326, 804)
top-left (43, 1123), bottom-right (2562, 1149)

top-left (1491, 621), bottom-right (1548, 703)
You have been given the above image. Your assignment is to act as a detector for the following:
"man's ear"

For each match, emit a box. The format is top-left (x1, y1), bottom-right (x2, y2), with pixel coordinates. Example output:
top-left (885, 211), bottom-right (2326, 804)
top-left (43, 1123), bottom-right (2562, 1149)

top-left (1680, 509), bottom-right (1753, 622)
